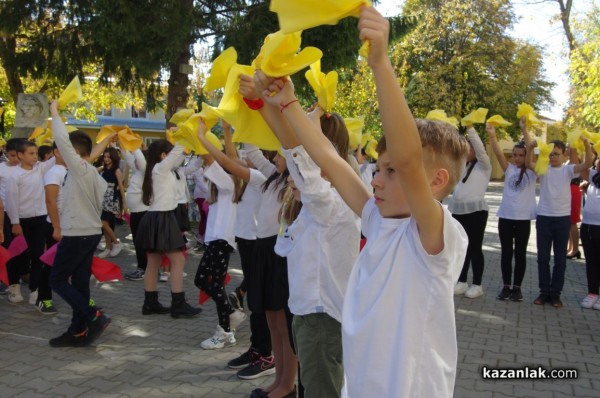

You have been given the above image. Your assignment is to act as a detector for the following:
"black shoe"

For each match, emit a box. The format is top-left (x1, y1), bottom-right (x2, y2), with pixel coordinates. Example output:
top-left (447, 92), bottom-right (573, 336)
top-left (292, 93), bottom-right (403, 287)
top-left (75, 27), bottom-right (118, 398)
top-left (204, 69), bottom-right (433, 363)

top-left (49, 330), bottom-right (88, 347)
top-left (228, 288), bottom-right (244, 310)
top-left (509, 287), bottom-right (523, 302)
top-left (533, 293), bottom-right (549, 305)
top-left (566, 251), bottom-right (581, 259)
top-left (171, 292), bottom-right (202, 318)
top-left (550, 295), bottom-right (563, 308)
top-left (237, 355), bottom-right (276, 380)
top-left (142, 291), bottom-right (171, 315)
top-left (228, 348), bottom-right (260, 369)
top-left (497, 286), bottom-right (512, 301)
top-left (87, 310), bottom-right (111, 344)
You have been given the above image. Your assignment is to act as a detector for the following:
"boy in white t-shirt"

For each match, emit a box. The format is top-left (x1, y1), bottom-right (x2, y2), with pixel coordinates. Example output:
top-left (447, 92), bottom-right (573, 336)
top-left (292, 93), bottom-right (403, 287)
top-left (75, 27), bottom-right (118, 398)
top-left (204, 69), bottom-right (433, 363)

top-left (257, 6), bottom-right (469, 397)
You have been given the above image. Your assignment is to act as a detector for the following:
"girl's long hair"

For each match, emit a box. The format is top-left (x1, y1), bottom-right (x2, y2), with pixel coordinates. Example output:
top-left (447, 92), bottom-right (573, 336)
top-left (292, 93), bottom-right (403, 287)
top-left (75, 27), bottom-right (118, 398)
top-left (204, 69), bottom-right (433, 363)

top-left (262, 169), bottom-right (290, 201)
top-left (142, 139), bottom-right (174, 206)
top-left (103, 147), bottom-right (121, 172)
top-left (513, 141), bottom-right (528, 186)
top-left (206, 172), bottom-right (244, 205)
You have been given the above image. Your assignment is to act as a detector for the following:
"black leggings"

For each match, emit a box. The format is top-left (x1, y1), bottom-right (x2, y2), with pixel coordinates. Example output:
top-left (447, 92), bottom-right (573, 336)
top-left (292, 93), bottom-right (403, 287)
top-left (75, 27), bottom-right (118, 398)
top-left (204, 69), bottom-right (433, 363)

top-left (498, 218), bottom-right (531, 287)
top-left (581, 223), bottom-right (600, 295)
top-left (454, 210), bottom-right (488, 285)
top-left (194, 239), bottom-right (235, 331)
top-left (130, 211), bottom-right (148, 271)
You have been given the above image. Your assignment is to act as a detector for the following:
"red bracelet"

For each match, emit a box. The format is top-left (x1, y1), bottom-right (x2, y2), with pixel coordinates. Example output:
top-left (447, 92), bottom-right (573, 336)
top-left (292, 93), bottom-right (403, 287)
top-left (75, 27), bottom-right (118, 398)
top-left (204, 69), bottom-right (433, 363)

top-left (242, 97), bottom-right (264, 110)
top-left (280, 99), bottom-right (299, 113)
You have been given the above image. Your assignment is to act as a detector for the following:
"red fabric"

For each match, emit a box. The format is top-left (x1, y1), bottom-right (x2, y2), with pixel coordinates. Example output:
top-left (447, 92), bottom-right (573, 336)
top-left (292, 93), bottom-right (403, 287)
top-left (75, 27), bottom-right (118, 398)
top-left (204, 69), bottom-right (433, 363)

top-left (161, 249), bottom-right (188, 266)
top-left (8, 235), bottom-right (27, 257)
top-left (199, 273), bottom-right (231, 304)
top-left (242, 97), bottom-right (264, 110)
top-left (570, 184), bottom-right (582, 224)
top-left (40, 243), bottom-right (59, 266)
top-left (91, 257), bottom-right (123, 282)
top-left (0, 246), bottom-right (10, 285)
top-left (359, 238), bottom-right (367, 251)
top-left (122, 212), bottom-right (131, 226)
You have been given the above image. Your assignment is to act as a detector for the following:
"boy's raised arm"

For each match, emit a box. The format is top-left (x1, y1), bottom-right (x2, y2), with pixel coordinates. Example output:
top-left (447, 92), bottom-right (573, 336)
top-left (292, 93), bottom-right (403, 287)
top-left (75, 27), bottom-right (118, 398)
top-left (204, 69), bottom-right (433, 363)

top-left (359, 6), bottom-right (443, 254)
top-left (256, 72), bottom-right (370, 217)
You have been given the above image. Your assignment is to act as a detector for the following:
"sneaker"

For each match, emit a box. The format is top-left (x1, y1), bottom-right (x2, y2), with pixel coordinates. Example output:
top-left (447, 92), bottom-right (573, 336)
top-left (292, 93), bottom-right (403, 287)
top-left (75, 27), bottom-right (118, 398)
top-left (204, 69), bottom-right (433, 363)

top-left (97, 249), bottom-right (111, 258)
top-left (7, 284), bottom-right (24, 303)
top-left (125, 268), bottom-right (145, 281)
top-left (109, 241), bottom-right (123, 257)
top-left (49, 330), bottom-right (88, 347)
top-left (194, 243), bottom-right (207, 252)
top-left (465, 284), bottom-right (484, 299)
top-left (87, 310), bottom-right (111, 344)
top-left (228, 348), bottom-right (261, 369)
top-left (200, 325), bottom-right (236, 350)
top-left (159, 272), bottom-right (170, 282)
top-left (454, 282), bottom-right (469, 295)
top-left (593, 300), bottom-right (600, 311)
top-left (29, 290), bottom-right (38, 305)
top-left (509, 287), bottom-right (523, 302)
top-left (37, 299), bottom-right (58, 315)
top-left (550, 295), bottom-right (563, 308)
top-left (497, 286), bottom-right (512, 301)
top-left (581, 294), bottom-right (599, 309)
top-left (237, 355), bottom-right (276, 380)
top-left (229, 309), bottom-right (247, 331)
top-left (97, 241), bottom-right (105, 251)
top-left (533, 293), bottom-right (549, 305)
top-left (229, 287), bottom-right (244, 310)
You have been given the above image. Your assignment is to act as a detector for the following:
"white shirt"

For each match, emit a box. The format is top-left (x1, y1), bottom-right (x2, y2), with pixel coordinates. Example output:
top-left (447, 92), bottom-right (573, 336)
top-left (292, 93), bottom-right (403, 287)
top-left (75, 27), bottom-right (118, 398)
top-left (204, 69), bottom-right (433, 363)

top-left (276, 146), bottom-right (359, 322)
top-left (204, 161), bottom-right (237, 249)
top-left (497, 163), bottom-right (537, 220)
top-left (0, 162), bottom-right (19, 205)
top-left (148, 145), bottom-right (184, 211)
top-left (6, 157), bottom-right (56, 222)
top-left (448, 127), bottom-right (492, 214)
top-left (175, 156), bottom-right (201, 204)
top-left (359, 161), bottom-right (376, 191)
top-left (43, 164), bottom-right (67, 224)
top-left (582, 169), bottom-right (600, 226)
top-left (537, 164), bottom-right (577, 217)
top-left (342, 197), bottom-right (468, 398)
top-left (192, 167), bottom-right (209, 199)
top-left (123, 149), bottom-right (148, 213)
top-left (246, 145), bottom-right (281, 238)
top-left (235, 168), bottom-right (266, 240)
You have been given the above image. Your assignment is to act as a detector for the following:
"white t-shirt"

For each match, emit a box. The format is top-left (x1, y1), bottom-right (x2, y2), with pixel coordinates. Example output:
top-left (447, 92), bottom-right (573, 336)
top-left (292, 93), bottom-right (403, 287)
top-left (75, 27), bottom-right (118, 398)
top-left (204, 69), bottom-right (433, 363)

top-left (582, 169), bottom-right (600, 226)
top-left (43, 164), bottom-right (67, 224)
top-left (192, 167), bottom-right (209, 200)
top-left (203, 162), bottom-right (237, 249)
top-left (6, 157), bottom-right (56, 222)
top-left (122, 150), bottom-right (148, 213)
top-left (359, 162), bottom-right (376, 191)
top-left (497, 164), bottom-right (537, 220)
top-left (537, 164), bottom-right (577, 217)
top-left (0, 162), bottom-right (18, 204)
top-left (148, 145), bottom-right (184, 212)
top-left (276, 146), bottom-right (359, 322)
top-left (235, 168), bottom-right (266, 240)
top-left (342, 197), bottom-right (468, 398)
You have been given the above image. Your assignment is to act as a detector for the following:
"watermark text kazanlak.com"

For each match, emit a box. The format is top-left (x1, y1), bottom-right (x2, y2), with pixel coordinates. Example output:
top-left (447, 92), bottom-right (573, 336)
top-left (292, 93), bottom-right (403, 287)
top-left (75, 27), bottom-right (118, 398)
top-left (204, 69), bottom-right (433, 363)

top-left (482, 366), bottom-right (578, 380)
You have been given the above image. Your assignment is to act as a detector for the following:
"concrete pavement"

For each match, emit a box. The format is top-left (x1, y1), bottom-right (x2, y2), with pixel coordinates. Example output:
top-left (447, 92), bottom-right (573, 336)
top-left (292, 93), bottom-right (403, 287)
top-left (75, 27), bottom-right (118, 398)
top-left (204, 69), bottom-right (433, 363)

top-left (1, 182), bottom-right (599, 397)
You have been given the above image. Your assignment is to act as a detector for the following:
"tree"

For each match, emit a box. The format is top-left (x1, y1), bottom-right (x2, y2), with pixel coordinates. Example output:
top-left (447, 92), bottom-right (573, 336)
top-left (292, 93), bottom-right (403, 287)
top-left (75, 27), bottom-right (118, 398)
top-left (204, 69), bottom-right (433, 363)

top-left (392, 0), bottom-right (553, 139)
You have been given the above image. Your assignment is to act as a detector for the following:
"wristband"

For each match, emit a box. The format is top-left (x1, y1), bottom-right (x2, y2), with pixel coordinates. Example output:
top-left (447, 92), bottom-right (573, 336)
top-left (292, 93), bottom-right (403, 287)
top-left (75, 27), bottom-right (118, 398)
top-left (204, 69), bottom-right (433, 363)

top-left (280, 99), bottom-right (299, 113)
top-left (243, 97), bottom-right (264, 110)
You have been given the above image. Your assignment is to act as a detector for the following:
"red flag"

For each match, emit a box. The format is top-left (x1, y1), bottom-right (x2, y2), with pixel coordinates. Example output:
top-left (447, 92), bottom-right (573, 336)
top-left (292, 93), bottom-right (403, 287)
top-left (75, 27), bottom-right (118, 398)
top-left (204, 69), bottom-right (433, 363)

top-left (199, 273), bottom-right (232, 304)
top-left (0, 246), bottom-right (10, 285)
top-left (91, 257), bottom-right (123, 282)
top-left (161, 249), bottom-right (188, 266)
top-left (8, 235), bottom-right (27, 257)
top-left (40, 243), bottom-right (59, 266)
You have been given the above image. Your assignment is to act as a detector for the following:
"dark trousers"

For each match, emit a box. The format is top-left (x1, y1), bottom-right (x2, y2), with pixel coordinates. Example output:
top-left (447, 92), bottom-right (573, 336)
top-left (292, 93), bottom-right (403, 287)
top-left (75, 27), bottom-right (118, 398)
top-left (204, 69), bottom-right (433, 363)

top-left (498, 218), bottom-right (531, 287)
top-left (536, 215), bottom-right (570, 295)
top-left (581, 223), bottom-right (600, 295)
top-left (454, 210), bottom-right (488, 285)
top-left (2, 212), bottom-right (27, 285)
top-left (50, 234), bottom-right (102, 334)
top-left (194, 198), bottom-right (208, 239)
top-left (130, 211), bottom-right (148, 271)
top-left (194, 239), bottom-right (235, 331)
top-left (20, 215), bottom-right (50, 294)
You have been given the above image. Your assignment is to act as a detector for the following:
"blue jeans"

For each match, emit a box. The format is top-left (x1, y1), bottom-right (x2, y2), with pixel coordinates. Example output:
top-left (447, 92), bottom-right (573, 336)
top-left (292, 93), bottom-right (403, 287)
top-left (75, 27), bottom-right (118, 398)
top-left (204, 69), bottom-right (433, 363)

top-left (49, 234), bottom-right (102, 334)
top-left (536, 215), bottom-right (570, 295)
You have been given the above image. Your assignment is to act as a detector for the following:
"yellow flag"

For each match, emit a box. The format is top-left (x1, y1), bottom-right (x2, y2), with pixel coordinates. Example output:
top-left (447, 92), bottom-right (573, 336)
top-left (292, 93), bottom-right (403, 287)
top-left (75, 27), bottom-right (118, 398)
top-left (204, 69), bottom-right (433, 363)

top-left (365, 139), bottom-right (378, 160)
top-left (96, 125), bottom-right (142, 151)
top-left (535, 141), bottom-right (554, 176)
top-left (425, 109), bottom-right (459, 129)
top-left (305, 61), bottom-right (338, 111)
top-left (344, 116), bottom-right (364, 150)
top-left (204, 47), bottom-right (238, 92)
top-left (566, 128), bottom-right (585, 156)
top-left (254, 31), bottom-right (322, 78)
top-left (169, 108), bottom-right (195, 125)
top-left (486, 114), bottom-right (512, 128)
top-left (461, 108), bottom-right (488, 127)
top-left (516, 103), bottom-right (542, 127)
top-left (57, 76), bottom-right (83, 109)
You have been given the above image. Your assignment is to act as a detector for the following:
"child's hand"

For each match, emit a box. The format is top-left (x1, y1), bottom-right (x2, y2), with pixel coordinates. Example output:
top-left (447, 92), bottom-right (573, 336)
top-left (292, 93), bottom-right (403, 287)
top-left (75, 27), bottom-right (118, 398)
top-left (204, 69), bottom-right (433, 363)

top-left (580, 135), bottom-right (590, 145)
top-left (530, 140), bottom-right (538, 148)
top-left (196, 119), bottom-right (207, 137)
top-left (221, 119), bottom-right (232, 135)
top-left (519, 116), bottom-right (527, 131)
top-left (239, 74), bottom-right (259, 100)
top-left (358, 6), bottom-right (390, 69)
top-left (12, 224), bottom-right (23, 236)
top-left (50, 100), bottom-right (59, 117)
top-left (485, 123), bottom-right (496, 136)
top-left (0, 230), bottom-right (4, 244)
top-left (307, 105), bottom-right (324, 124)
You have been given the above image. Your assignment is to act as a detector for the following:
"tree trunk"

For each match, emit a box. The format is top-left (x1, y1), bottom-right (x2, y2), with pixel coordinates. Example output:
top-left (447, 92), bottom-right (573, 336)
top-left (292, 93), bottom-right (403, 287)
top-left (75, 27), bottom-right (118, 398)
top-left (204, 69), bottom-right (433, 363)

top-left (0, 36), bottom-right (25, 105)
top-left (166, 49), bottom-right (191, 127)
top-left (556, 0), bottom-right (576, 54)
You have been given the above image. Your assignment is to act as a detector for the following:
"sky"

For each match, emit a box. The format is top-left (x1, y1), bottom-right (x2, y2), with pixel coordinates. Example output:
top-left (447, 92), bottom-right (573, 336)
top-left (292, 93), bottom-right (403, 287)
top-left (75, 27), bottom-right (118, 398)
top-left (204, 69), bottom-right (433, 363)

top-left (375, 0), bottom-right (596, 120)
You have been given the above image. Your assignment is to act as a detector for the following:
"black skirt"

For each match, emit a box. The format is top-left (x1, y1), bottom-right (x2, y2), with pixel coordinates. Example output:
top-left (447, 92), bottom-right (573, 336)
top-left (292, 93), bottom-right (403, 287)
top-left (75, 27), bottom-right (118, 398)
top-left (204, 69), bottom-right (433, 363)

top-left (135, 210), bottom-right (185, 253)
top-left (247, 235), bottom-right (290, 312)
top-left (174, 203), bottom-right (191, 232)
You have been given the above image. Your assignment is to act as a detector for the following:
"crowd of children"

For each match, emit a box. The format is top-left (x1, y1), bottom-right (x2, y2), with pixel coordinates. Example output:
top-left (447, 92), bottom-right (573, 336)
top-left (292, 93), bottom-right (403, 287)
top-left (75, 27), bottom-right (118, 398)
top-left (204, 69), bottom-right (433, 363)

top-left (2, 4), bottom-right (600, 398)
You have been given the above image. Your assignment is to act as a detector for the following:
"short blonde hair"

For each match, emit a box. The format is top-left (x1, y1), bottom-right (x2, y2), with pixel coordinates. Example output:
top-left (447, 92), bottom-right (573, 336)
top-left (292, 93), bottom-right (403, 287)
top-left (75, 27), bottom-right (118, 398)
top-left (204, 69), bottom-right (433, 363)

top-left (376, 119), bottom-right (468, 198)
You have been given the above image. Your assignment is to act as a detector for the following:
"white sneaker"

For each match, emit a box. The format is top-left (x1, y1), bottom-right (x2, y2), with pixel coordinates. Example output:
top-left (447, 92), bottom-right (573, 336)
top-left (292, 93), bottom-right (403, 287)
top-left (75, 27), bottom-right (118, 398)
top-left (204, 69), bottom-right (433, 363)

top-left (159, 272), bottom-right (170, 282)
top-left (229, 309), bottom-right (247, 331)
top-left (29, 290), bottom-right (38, 305)
top-left (200, 325), bottom-right (236, 350)
top-left (581, 294), bottom-right (599, 309)
top-left (97, 249), bottom-right (111, 258)
top-left (7, 284), bottom-right (24, 303)
top-left (465, 284), bottom-right (484, 298)
top-left (109, 241), bottom-right (123, 257)
top-left (454, 282), bottom-right (469, 295)
top-left (593, 300), bottom-right (600, 311)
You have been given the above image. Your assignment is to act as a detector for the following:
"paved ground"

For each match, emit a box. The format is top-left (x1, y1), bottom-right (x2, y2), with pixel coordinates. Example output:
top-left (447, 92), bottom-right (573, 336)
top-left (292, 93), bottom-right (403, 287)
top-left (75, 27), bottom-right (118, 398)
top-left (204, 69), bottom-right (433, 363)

top-left (1, 182), bottom-right (599, 398)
